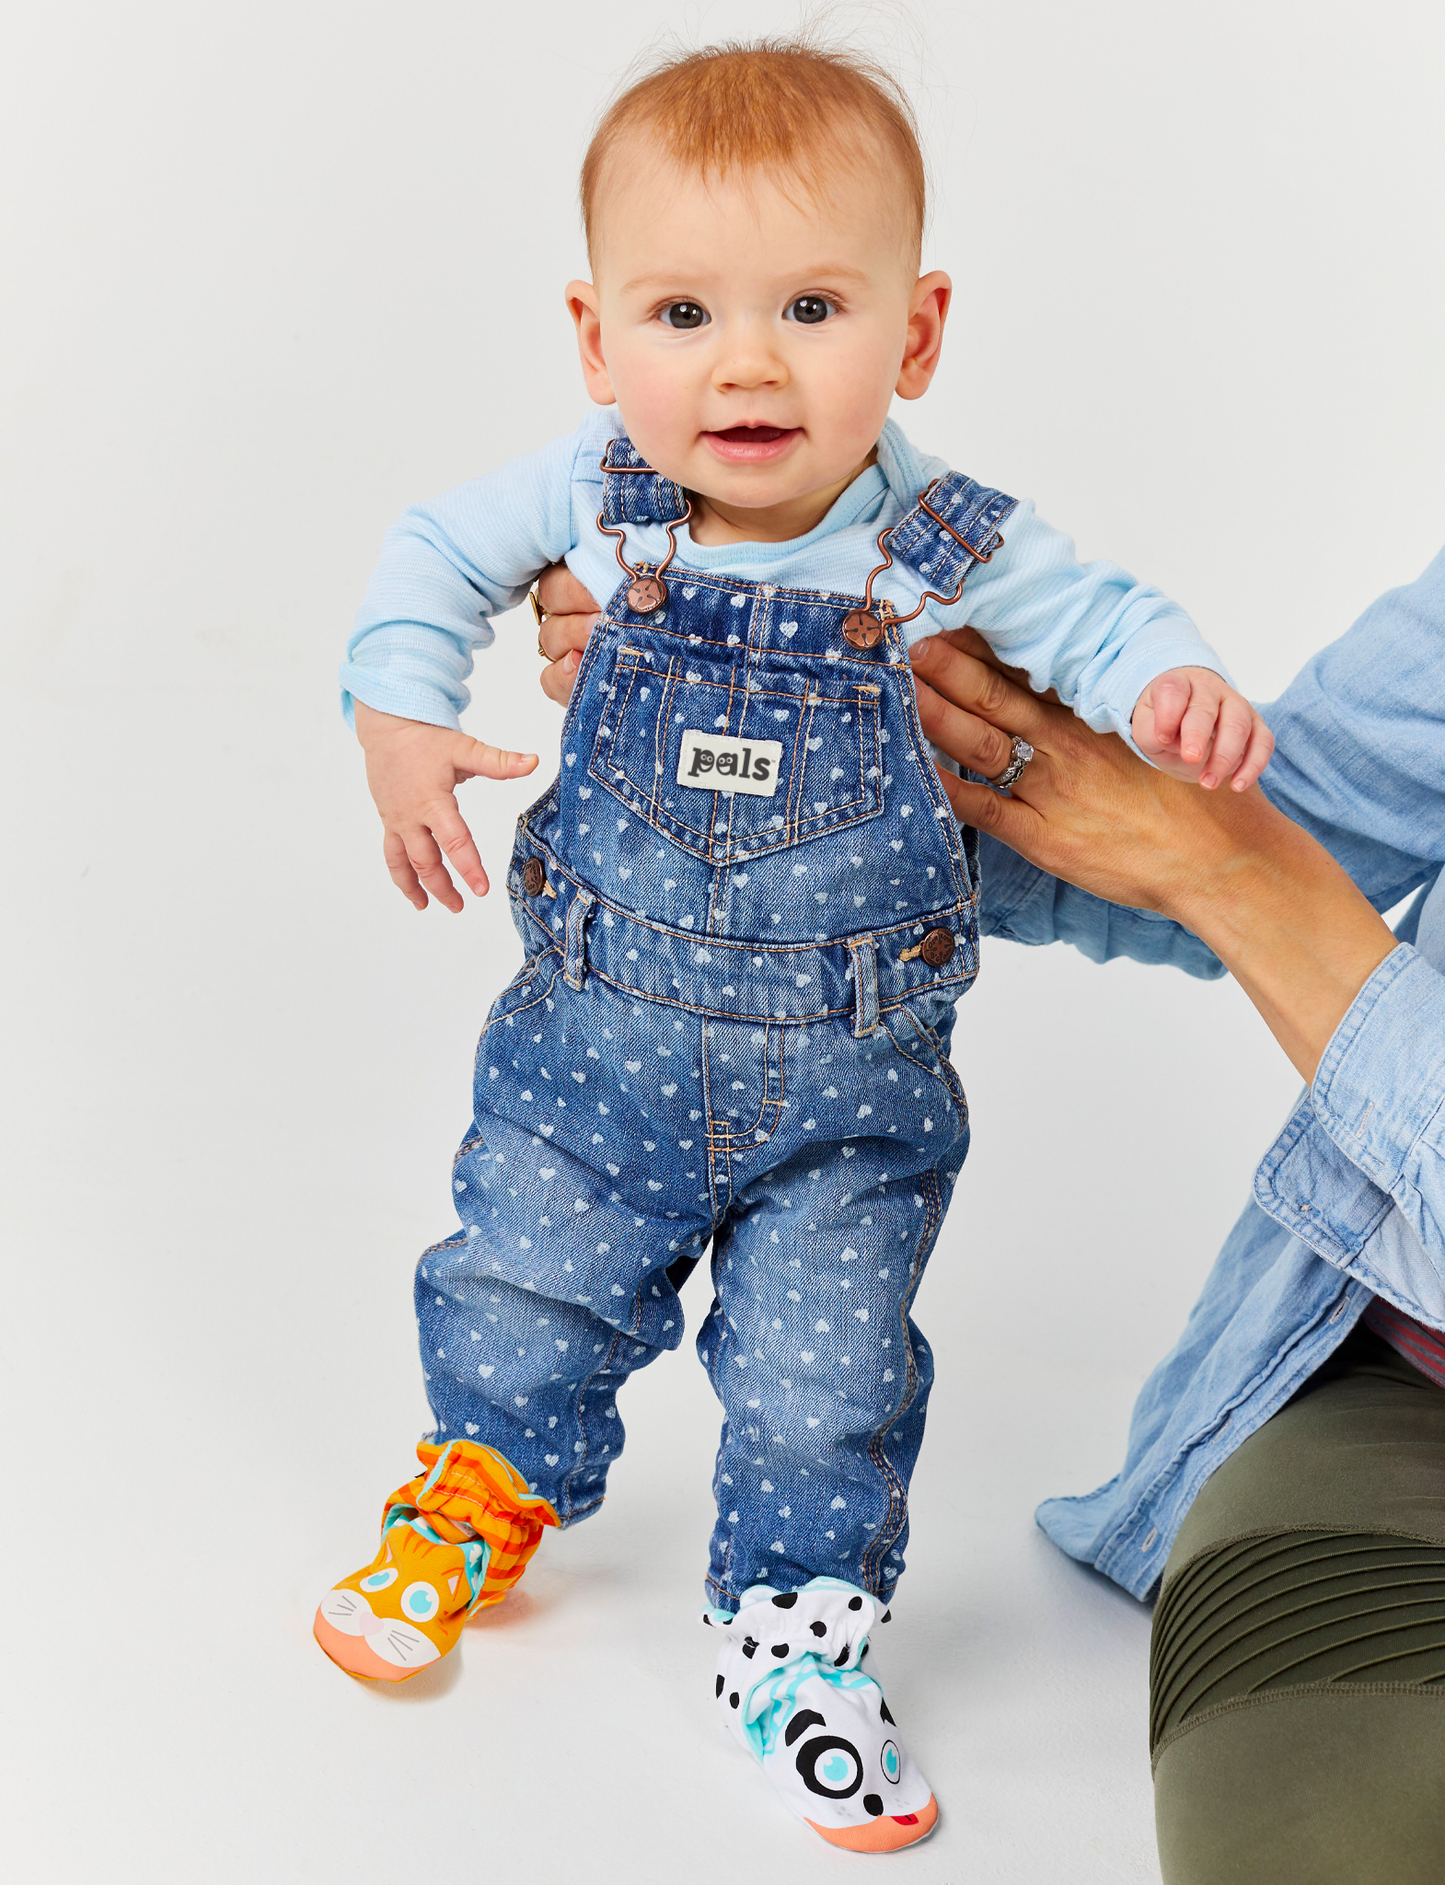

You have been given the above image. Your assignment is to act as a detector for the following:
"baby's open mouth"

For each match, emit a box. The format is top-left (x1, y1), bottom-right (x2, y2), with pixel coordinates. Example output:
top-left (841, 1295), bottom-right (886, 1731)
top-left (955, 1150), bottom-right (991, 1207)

top-left (704, 425), bottom-right (802, 461)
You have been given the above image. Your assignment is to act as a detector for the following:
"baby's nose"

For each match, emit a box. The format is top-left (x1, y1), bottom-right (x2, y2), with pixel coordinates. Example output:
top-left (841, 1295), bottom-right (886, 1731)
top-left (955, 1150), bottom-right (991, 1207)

top-left (712, 342), bottom-right (789, 393)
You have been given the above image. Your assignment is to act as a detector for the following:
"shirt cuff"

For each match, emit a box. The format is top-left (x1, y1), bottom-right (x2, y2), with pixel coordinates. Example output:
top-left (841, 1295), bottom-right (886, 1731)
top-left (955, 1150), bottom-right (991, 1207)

top-left (340, 668), bottom-right (464, 733)
top-left (1310, 944), bottom-right (1445, 1193)
top-left (1088, 630), bottom-right (1235, 753)
top-left (1252, 944), bottom-right (1442, 1267)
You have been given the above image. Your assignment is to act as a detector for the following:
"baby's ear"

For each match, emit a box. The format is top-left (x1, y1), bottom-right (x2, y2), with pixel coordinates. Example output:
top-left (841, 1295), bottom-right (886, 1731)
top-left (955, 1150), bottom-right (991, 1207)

top-left (895, 272), bottom-right (951, 401)
top-left (566, 281), bottom-right (615, 405)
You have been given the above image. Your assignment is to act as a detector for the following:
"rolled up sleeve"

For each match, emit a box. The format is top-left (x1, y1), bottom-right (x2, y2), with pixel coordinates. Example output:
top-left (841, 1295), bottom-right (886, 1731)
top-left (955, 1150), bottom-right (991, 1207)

top-left (1255, 944), bottom-right (1445, 1324)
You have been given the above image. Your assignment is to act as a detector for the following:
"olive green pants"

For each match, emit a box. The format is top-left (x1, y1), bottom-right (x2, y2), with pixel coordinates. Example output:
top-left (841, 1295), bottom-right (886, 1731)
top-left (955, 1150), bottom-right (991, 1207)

top-left (1151, 1326), bottom-right (1445, 1883)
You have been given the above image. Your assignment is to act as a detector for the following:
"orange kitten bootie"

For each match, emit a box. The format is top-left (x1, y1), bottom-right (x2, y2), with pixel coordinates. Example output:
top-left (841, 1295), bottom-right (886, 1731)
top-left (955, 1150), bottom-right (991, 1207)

top-left (314, 1439), bottom-right (558, 1681)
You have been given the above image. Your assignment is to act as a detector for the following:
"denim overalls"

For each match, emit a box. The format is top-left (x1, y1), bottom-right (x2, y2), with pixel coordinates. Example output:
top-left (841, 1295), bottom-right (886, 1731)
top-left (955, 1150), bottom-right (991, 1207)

top-left (416, 438), bottom-right (1016, 1611)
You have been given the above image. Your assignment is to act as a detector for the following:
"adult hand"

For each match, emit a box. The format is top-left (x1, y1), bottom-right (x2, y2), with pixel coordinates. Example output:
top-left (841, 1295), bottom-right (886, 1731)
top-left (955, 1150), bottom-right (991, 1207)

top-left (908, 629), bottom-right (1255, 917)
top-left (908, 630), bottom-right (1396, 1080)
top-left (535, 565), bottom-right (600, 705)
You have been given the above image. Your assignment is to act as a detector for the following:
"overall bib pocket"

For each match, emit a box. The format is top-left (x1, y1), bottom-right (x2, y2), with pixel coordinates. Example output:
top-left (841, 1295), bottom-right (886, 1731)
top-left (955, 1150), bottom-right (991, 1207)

top-left (589, 645), bottom-right (884, 867)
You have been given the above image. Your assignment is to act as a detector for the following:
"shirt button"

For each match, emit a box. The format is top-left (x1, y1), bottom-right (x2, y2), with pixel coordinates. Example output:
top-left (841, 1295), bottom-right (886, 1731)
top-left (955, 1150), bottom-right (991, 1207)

top-left (521, 858), bottom-right (546, 896)
top-left (920, 928), bottom-right (956, 968)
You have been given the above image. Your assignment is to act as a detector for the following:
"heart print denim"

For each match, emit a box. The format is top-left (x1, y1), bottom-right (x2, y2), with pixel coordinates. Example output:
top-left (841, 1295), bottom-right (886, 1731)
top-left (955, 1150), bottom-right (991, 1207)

top-left (415, 440), bottom-right (1009, 1610)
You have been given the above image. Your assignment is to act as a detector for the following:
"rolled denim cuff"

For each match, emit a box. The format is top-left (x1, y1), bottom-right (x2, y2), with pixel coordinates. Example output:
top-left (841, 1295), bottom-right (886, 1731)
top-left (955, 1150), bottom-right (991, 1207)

top-left (1310, 944), bottom-right (1445, 1194)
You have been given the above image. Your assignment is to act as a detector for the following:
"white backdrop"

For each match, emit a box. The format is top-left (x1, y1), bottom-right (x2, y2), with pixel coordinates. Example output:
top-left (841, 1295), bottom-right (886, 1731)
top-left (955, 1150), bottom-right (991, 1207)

top-left (3, 3), bottom-right (1442, 1880)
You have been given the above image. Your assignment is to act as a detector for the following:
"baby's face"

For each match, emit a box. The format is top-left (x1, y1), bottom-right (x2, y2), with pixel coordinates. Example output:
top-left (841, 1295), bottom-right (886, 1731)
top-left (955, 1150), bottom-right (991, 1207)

top-left (571, 147), bottom-right (944, 533)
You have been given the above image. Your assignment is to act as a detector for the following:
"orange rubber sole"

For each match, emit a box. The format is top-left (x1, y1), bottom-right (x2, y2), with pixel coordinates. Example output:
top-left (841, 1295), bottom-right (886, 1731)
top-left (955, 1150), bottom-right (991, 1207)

top-left (313, 1608), bottom-right (427, 1683)
top-left (808, 1794), bottom-right (939, 1853)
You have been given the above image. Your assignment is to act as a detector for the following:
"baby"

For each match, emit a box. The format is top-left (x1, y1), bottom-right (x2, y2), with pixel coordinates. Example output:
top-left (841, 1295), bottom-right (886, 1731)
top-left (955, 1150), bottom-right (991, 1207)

top-left (317, 41), bottom-right (1270, 1853)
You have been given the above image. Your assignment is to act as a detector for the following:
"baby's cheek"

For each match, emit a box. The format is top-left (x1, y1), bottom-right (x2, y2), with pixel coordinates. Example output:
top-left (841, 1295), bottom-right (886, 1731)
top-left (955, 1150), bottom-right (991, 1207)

top-left (602, 354), bottom-right (698, 485)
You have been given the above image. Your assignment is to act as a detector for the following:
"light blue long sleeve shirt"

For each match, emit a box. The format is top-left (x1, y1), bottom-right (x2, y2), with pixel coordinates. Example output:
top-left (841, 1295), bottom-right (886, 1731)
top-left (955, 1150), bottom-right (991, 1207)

top-left (342, 409), bottom-right (1226, 740)
top-left (984, 546), bottom-right (1445, 1599)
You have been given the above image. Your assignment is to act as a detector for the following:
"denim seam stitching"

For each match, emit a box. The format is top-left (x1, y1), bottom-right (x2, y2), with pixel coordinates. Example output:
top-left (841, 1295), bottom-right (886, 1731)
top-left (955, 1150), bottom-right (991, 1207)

top-left (1091, 1292), bottom-right (1370, 1587)
top-left (862, 1163), bottom-right (944, 1590)
top-left (556, 1325), bottom-right (632, 1519)
top-left (893, 660), bottom-right (971, 896)
top-left (700, 1018), bottom-right (731, 1213)
top-left (880, 1008), bottom-right (966, 1112)
top-left (591, 653), bottom-right (885, 863)
top-left (477, 953), bottom-right (564, 1044)
top-left (518, 846), bottom-right (974, 960)
top-left (419, 1228), bottom-right (468, 1264)
top-left (706, 1026), bottom-right (787, 1151)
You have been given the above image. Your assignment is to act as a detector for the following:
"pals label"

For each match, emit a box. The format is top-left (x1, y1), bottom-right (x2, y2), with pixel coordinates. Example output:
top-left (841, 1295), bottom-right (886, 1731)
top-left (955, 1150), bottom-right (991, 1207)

top-left (676, 729), bottom-right (784, 797)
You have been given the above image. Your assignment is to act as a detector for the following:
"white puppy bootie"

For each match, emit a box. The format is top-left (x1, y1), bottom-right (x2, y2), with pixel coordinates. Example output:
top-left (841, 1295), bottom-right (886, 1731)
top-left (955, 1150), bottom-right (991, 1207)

top-left (707, 1576), bottom-right (938, 1853)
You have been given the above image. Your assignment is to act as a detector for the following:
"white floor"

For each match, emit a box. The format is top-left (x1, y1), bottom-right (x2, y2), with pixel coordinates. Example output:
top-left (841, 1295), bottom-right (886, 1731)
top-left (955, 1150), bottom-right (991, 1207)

top-left (5, 1), bottom-right (1440, 1876)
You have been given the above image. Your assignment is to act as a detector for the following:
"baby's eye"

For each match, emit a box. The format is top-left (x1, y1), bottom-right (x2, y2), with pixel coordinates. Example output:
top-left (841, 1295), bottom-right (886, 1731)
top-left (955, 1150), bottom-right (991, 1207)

top-left (785, 296), bottom-right (834, 325)
top-left (660, 302), bottom-right (709, 330)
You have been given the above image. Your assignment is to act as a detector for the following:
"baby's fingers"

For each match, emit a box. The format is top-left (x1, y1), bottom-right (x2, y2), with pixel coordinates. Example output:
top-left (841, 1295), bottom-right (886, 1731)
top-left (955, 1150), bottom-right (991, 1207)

top-left (1178, 690), bottom-right (1220, 767)
top-left (1130, 694), bottom-right (1166, 760)
top-left (383, 828), bottom-right (429, 912)
top-left (392, 822), bottom-right (463, 914)
top-left (1230, 716), bottom-right (1276, 793)
top-left (454, 734), bottom-right (538, 782)
top-left (421, 795), bottom-right (490, 899)
top-left (1198, 695), bottom-right (1253, 789)
top-left (1144, 674), bottom-right (1192, 748)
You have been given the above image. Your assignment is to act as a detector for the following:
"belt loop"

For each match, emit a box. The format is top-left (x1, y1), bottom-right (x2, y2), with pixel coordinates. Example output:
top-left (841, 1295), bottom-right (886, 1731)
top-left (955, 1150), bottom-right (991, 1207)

top-left (564, 888), bottom-right (596, 991)
top-left (848, 936), bottom-right (879, 1039)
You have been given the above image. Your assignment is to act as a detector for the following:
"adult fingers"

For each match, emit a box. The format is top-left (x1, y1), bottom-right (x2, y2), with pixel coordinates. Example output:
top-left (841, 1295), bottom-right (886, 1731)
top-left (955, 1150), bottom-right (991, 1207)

top-left (908, 633), bottom-right (1058, 744)
top-left (911, 675), bottom-right (1016, 780)
top-left (453, 734), bottom-right (539, 780)
top-left (537, 608), bottom-right (597, 666)
top-left (930, 762), bottom-right (1045, 850)
top-left (382, 828), bottom-right (430, 912)
top-left (419, 795), bottom-right (490, 898)
top-left (540, 647), bottom-right (582, 708)
top-left (537, 563), bottom-right (600, 617)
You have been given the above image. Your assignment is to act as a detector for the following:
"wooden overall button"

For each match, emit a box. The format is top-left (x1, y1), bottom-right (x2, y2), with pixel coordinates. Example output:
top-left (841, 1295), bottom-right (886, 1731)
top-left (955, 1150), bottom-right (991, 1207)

top-left (627, 574), bottom-right (666, 612)
top-left (842, 609), bottom-right (884, 650)
top-left (520, 857), bottom-right (546, 896)
top-left (919, 928), bottom-right (955, 968)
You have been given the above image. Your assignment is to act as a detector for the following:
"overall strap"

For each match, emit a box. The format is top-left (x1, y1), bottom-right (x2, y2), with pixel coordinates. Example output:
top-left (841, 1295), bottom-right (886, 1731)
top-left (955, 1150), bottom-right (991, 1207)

top-left (600, 435), bottom-right (690, 526)
top-left (882, 474), bottom-right (1018, 594)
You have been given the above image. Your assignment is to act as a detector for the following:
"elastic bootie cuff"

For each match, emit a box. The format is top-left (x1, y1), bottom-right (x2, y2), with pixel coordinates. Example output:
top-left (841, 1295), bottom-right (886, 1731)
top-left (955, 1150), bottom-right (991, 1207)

top-left (389, 1439), bottom-right (559, 1610)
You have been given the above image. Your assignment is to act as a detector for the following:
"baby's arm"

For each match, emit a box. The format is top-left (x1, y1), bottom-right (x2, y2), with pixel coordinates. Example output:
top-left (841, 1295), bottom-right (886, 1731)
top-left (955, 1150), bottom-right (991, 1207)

top-left (1132, 667), bottom-right (1274, 791)
top-left (343, 418), bottom-right (607, 908)
top-left (930, 502), bottom-right (1270, 787)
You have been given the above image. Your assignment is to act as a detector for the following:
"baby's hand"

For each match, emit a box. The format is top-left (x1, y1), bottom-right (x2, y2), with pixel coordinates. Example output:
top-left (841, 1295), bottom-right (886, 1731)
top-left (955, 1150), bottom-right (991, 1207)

top-left (1131, 667), bottom-right (1274, 791)
top-left (354, 701), bottom-right (538, 912)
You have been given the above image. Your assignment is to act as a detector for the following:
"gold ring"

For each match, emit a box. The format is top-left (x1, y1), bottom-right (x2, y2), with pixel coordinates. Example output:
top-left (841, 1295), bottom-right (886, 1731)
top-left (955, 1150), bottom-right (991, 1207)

top-left (529, 584), bottom-right (549, 659)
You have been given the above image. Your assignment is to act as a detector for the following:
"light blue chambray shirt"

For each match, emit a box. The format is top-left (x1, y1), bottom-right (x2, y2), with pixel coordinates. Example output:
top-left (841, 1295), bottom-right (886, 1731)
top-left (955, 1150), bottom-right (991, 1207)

top-left (980, 545), bottom-right (1445, 1600)
top-left (341, 409), bottom-right (1225, 740)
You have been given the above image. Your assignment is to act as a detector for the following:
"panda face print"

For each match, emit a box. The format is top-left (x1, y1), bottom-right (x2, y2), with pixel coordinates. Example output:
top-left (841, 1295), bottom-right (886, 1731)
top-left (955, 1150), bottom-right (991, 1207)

top-left (794, 1731), bottom-right (865, 1800)
top-left (708, 1576), bottom-right (933, 1834)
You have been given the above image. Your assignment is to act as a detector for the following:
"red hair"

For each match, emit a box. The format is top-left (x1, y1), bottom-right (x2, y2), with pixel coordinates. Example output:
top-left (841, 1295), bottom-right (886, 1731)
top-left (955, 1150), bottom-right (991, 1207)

top-left (581, 39), bottom-right (926, 262)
